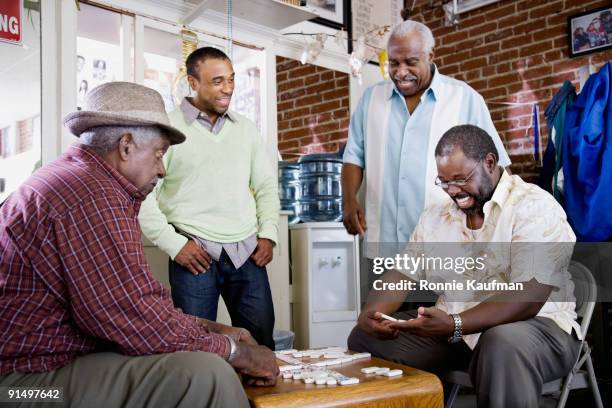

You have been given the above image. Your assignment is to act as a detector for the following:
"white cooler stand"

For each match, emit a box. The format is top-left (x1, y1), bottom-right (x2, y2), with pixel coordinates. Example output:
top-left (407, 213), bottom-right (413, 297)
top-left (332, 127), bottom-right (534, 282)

top-left (290, 222), bottom-right (361, 349)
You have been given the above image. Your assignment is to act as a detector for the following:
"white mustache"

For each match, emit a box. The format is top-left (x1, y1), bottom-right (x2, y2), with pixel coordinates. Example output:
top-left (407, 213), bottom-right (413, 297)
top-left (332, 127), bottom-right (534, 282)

top-left (393, 74), bottom-right (417, 81)
top-left (150, 177), bottom-right (160, 186)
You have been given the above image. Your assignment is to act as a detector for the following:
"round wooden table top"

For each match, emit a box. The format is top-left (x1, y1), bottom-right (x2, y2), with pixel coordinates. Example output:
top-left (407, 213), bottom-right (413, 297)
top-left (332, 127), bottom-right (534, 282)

top-left (245, 356), bottom-right (444, 408)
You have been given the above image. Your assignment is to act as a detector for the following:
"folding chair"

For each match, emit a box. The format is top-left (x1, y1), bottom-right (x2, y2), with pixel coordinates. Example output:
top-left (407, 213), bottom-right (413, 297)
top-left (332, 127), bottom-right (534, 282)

top-left (444, 260), bottom-right (604, 408)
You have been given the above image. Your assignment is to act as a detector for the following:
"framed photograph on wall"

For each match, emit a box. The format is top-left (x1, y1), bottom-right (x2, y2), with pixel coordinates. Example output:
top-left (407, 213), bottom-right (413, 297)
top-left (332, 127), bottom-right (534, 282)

top-left (307, 0), bottom-right (348, 30)
top-left (568, 6), bottom-right (612, 58)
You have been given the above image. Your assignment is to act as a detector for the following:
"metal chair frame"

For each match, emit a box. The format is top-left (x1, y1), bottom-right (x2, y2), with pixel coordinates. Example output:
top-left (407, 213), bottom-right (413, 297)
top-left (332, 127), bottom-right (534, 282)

top-left (444, 260), bottom-right (604, 408)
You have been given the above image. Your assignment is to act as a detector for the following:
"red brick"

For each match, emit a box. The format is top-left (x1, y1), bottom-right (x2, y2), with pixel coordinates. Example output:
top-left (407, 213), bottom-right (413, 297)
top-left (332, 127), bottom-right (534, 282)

top-left (289, 119), bottom-right (303, 128)
top-left (465, 69), bottom-right (482, 81)
top-left (277, 101), bottom-right (293, 112)
top-left (278, 120), bottom-right (291, 131)
top-left (504, 104), bottom-right (533, 117)
top-left (321, 71), bottom-right (334, 81)
top-left (506, 129), bottom-right (529, 141)
top-left (283, 127), bottom-right (310, 141)
top-left (441, 31), bottom-right (468, 45)
top-left (304, 73), bottom-right (321, 85)
top-left (553, 58), bottom-right (588, 73)
top-left (277, 58), bottom-right (299, 71)
top-left (501, 34), bottom-right (530, 50)
top-left (470, 79), bottom-right (487, 92)
top-left (553, 37), bottom-right (567, 49)
top-left (483, 65), bottom-right (496, 76)
top-left (295, 94), bottom-right (323, 108)
top-left (488, 73), bottom-right (520, 88)
top-left (531, 26), bottom-right (566, 43)
top-left (311, 100), bottom-right (341, 114)
top-left (471, 43), bottom-right (500, 58)
top-left (279, 88), bottom-right (306, 102)
top-left (305, 82), bottom-right (333, 95)
top-left (436, 45), bottom-right (456, 57)
top-left (332, 109), bottom-right (349, 119)
top-left (307, 112), bottom-right (333, 125)
top-left (451, 15), bottom-right (483, 30)
top-left (442, 64), bottom-right (460, 76)
top-left (529, 1), bottom-right (563, 19)
top-left (485, 2), bottom-right (517, 21)
top-left (278, 140), bottom-right (299, 150)
top-left (283, 107), bottom-right (310, 121)
top-left (481, 87), bottom-right (508, 100)
top-left (498, 11), bottom-right (529, 30)
top-left (278, 79), bottom-right (304, 93)
top-left (519, 41), bottom-right (553, 58)
top-left (488, 49), bottom-right (519, 65)
top-left (469, 22), bottom-right (498, 38)
top-left (496, 62), bottom-right (511, 74)
top-left (484, 28), bottom-right (513, 43)
top-left (462, 57), bottom-right (487, 72)
top-left (322, 89), bottom-right (349, 101)
top-left (516, 0), bottom-right (549, 11)
top-left (276, 72), bottom-right (288, 82)
top-left (335, 77), bottom-right (349, 87)
top-left (312, 122), bottom-right (339, 135)
top-left (443, 50), bottom-right (471, 66)
top-left (522, 65), bottom-right (553, 80)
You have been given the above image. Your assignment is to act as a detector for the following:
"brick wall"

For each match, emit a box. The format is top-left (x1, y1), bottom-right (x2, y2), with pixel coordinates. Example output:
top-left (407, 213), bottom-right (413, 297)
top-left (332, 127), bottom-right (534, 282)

top-left (409, 0), bottom-right (612, 180)
top-left (276, 56), bottom-right (350, 159)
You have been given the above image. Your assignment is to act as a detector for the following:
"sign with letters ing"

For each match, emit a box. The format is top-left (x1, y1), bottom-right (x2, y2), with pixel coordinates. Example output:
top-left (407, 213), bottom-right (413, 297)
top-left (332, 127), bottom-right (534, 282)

top-left (0, 0), bottom-right (22, 45)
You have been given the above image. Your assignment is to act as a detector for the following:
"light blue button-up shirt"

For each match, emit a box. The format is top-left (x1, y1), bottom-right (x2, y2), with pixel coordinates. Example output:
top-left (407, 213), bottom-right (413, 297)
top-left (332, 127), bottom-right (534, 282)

top-left (344, 66), bottom-right (510, 257)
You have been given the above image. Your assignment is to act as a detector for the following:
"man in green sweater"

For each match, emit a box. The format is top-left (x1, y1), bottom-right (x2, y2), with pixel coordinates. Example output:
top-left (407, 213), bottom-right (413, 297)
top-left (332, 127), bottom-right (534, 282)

top-left (139, 47), bottom-right (279, 349)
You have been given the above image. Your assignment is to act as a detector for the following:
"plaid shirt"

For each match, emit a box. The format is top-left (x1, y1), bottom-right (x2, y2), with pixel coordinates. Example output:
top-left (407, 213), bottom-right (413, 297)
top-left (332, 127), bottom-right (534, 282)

top-left (0, 144), bottom-right (229, 375)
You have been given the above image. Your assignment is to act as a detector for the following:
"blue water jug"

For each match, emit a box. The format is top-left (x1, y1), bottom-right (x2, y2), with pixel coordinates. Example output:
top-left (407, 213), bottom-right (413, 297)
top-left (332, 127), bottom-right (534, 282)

top-left (278, 161), bottom-right (300, 224)
top-left (297, 153), bottom-right (343, 222)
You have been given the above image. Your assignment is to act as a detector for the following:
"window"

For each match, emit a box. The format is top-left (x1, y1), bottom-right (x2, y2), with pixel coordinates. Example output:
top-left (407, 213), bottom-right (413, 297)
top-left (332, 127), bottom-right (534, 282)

top-left (76, 3), bottom-right (131, 108)
top-left (0, 2), bottom-right (41, 202)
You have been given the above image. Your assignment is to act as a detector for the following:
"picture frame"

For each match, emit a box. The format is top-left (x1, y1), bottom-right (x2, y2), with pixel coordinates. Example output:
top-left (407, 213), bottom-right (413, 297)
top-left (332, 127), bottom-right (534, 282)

top-left (567, 6), bottom-right (612, 58)
top-left (306, 0), bottom-right (348, 30)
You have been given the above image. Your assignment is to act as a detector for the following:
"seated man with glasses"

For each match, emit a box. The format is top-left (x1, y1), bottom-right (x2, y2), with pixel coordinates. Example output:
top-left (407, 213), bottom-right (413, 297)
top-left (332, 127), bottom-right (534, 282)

top-left (348, 124), bottom-right (581, 407)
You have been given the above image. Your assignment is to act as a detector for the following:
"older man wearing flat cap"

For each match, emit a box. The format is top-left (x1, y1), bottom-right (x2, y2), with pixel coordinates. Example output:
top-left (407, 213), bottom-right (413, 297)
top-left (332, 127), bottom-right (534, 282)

top-left (0, 82), bottom-right (278, 407)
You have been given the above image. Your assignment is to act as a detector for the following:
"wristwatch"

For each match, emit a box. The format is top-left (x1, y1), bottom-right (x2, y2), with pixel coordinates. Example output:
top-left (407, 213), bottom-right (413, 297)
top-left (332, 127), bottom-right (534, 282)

top-left (224, 334), bottom-right (238, 361)
top-left (448, 314), bottom-right (463, 343)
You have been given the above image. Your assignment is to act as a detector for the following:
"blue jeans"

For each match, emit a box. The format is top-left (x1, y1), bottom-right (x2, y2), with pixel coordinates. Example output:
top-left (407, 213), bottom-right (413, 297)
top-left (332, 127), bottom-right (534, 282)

top-left (169, 249), bottom-right (275, 349)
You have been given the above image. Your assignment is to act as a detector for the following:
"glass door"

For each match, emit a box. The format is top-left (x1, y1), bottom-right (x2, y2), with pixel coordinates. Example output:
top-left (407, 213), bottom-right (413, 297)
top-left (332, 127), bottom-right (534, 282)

top-left (0, 1), bottom-right (41, 203)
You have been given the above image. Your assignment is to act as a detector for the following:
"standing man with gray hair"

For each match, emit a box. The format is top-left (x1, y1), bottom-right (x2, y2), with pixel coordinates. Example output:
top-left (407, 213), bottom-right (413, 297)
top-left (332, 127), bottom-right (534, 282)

top-left (342, 20), bottom-right (511, 259)
top-left (0, 82), bottom-right (278, 407)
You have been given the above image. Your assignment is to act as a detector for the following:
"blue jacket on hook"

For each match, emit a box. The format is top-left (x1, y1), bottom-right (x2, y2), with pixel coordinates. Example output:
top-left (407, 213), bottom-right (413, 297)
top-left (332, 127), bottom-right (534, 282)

top-left (563, 62), bottom-right (612, 241)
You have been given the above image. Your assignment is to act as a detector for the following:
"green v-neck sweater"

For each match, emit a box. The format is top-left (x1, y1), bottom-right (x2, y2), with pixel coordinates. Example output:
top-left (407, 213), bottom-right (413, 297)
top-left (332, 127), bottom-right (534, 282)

top-left (138, 108), bottom-right (279, 260)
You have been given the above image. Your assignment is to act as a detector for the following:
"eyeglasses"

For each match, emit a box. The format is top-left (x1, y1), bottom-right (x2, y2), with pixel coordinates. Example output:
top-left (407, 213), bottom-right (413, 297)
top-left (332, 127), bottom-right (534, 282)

top-left (434, 161), bottom-right (480, 189)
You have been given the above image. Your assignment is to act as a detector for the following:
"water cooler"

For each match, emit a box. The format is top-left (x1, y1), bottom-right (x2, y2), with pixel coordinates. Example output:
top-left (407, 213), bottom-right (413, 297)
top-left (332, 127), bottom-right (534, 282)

top-left (290, 222), bottom-right (360, 349)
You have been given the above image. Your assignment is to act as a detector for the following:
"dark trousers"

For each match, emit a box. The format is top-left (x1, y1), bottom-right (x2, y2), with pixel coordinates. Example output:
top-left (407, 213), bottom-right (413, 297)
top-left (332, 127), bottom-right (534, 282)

top-left (169, 250), bottom-right (275, 349)
top-left (347, 310), bottom-right (580, 408)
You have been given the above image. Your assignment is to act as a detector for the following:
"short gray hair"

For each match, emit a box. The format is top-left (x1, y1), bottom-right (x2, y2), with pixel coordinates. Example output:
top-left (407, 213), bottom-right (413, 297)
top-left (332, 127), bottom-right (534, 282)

top-left (80, 126), bottom-right (163, 154)
top-left (387, 20), bottom-right (435, 54)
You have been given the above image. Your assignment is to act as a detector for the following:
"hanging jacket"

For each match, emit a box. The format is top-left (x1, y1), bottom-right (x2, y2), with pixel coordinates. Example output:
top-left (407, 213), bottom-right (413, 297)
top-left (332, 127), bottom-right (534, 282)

top-left (538, 81), bottom-right (576, 200)
top-left (563, 62), bottom-right (612, 241)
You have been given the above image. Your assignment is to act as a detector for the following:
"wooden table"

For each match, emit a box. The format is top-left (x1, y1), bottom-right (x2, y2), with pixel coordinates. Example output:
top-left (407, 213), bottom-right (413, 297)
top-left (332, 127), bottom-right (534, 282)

top-left (245, 357), bottom-right (443, 408)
